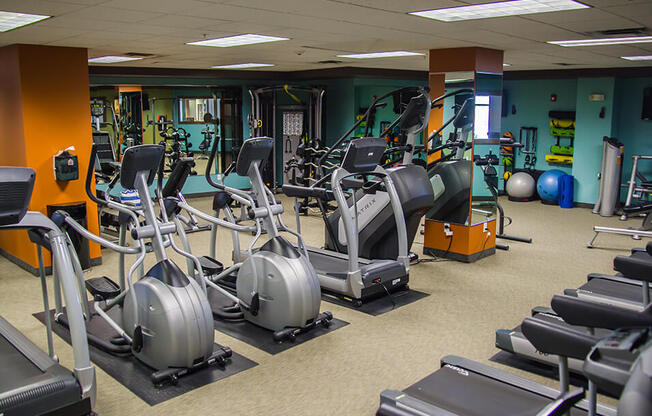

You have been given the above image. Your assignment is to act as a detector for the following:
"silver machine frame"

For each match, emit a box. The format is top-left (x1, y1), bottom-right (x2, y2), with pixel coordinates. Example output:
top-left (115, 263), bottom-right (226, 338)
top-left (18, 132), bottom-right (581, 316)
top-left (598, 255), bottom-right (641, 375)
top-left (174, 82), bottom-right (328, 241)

top-left (3, 211), bottom-right (97, 407)
top-left (621, 154), bottom-right (652, 220)
top-left (327, 164), bottom-right (410, 299)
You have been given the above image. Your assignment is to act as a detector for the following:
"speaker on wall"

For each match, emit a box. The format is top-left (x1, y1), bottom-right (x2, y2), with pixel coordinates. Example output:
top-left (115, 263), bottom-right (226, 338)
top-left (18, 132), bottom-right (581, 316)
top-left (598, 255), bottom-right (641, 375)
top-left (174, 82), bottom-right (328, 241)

top-left (642, 87), bottom-right (652, 121)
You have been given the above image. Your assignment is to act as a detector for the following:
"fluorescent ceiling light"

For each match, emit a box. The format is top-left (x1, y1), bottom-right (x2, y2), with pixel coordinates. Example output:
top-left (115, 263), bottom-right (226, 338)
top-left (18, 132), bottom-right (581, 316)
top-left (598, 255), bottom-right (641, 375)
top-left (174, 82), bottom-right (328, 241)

top-left (187, 34), bottom-right (288, 48)
top-left (410, 0), bottom-right (588, 22)
top-left (212, 63), bottom-right (275, 69)
top-left (621, 55), bottom-right (652, 61)
top-left (0, 10), bottom-right (50, 32)
top-left (88, 56), bottom-right (144, 64)
top-left (337, 51), bottom-right (424, 59)
top-left (548, 36), bottom-right (652, 47)
top-left (503, 63), bottom-right (512, 67)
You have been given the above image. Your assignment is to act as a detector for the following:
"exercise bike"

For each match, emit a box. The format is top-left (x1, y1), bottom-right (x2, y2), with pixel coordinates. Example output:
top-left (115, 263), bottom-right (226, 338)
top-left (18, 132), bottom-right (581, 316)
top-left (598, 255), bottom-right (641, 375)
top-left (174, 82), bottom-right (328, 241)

top-left (165, 137), bottom-right (332, 342)
top-left (53, 144), bottom-right (230, 385)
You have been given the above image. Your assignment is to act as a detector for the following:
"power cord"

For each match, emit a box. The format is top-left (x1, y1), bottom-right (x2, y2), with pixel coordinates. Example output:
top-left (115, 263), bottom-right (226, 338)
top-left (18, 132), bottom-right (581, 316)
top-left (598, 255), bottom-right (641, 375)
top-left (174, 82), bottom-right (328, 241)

top-left (379, 282), bottom-right (397, 310)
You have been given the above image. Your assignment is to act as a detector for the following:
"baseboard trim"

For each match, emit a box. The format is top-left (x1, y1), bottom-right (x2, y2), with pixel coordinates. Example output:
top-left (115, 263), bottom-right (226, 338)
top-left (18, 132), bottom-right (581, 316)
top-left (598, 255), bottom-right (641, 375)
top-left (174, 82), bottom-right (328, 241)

top-left (0, 247), bottom-right (102, 276)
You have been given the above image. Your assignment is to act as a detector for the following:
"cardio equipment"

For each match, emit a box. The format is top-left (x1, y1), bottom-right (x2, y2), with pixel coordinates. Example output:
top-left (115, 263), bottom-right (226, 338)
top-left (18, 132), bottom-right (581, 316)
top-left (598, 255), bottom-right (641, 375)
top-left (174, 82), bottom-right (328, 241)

top-left (379, 275), bottom-right (652, 416)
top-left (168, 137), bottom-right (332, 341)
top-left (283, 137), bottom-right (411, 305)
top-left (54, 144), bottom-right (229, 384)
top-left (496, 243), bottom-right (652, 375)
top-left (0, 167), bottom-right (96, 415)
top-left (324, 88), bottom-right (435, 260)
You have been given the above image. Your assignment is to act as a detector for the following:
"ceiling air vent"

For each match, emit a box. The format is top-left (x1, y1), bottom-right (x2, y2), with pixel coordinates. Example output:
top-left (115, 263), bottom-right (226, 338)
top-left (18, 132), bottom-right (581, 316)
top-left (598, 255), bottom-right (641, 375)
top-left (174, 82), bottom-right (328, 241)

top-left (316, 60), bottom-right (343, 64)
top-left (553, 62), bottom-right (574, 66)
top-left (125, 52), bottom-right (155, 57)
top-left (588, 27), bottom-right (649, 37)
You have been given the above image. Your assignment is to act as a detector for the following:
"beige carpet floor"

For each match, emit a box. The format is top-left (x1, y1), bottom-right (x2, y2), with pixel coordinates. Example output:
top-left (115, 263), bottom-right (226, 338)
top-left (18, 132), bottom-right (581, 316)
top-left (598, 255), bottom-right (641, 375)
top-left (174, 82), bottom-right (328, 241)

top-left (0, 196), bottom-right (646, 415)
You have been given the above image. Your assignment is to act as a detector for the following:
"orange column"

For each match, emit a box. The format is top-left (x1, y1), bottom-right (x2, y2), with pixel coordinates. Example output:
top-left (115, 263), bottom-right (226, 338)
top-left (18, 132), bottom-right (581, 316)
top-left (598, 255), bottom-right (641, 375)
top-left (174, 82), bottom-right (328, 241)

top-left (0, 44), bottom-right (101, 272)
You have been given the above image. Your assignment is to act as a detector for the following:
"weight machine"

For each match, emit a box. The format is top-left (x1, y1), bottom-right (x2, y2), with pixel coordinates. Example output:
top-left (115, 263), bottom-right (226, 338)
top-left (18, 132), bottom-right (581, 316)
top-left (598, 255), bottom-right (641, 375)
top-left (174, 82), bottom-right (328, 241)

top-left (249, 85), bottom-right (325, 190)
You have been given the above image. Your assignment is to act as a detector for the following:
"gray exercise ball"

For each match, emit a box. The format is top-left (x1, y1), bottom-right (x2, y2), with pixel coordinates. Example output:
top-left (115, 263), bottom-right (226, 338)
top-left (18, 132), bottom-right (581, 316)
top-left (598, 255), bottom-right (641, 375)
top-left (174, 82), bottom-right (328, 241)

top-left (506, 172), bottom-right (536, 199)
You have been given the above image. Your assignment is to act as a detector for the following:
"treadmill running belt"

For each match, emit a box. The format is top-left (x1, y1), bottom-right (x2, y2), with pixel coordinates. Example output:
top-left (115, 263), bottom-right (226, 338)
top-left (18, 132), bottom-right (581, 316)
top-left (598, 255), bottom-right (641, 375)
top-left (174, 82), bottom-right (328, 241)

top-left (579, 278), bottom-right (644, 304)
top-left (404, 365), bottom-right (587, 415)
top-left (34, 306), bottom-right (258, 406)
top-left (0, 336), bottom-right (41, 392)
top-left (307, 250), bottom-right (350, 278)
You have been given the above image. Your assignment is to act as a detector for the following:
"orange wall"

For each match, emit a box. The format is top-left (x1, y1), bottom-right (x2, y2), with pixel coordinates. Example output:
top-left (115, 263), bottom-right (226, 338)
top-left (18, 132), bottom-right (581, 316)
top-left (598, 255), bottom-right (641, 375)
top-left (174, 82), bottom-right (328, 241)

top-left (0, 44), bottom-right (101, 268)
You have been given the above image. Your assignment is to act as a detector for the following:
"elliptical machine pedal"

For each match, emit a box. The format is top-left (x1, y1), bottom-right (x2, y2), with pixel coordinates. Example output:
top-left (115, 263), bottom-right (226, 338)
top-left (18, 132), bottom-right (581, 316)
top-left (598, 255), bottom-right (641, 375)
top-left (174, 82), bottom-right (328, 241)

top-left (85, 276), bottom-right (120, 301)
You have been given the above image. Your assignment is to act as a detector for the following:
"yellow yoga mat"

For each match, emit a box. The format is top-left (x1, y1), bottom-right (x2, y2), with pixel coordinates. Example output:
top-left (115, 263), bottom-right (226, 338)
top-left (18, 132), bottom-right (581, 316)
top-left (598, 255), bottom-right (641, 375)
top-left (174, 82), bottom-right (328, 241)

top-left (550, 119), bottom-right (575, 128)
top-left (545, 154), bottom-right (573, 164)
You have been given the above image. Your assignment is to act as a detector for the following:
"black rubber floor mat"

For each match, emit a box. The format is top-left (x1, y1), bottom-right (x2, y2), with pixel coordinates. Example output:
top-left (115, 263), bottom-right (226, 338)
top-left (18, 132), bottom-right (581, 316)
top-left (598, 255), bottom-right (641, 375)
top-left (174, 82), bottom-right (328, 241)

top-left (322, 288), bottom-right (429, 316)
top-left (208, 288), bottom-right (349, 354)
top-left (34, 307), bottom-right (258, 406)
top-left (489, 351), bottom-right (616, 398)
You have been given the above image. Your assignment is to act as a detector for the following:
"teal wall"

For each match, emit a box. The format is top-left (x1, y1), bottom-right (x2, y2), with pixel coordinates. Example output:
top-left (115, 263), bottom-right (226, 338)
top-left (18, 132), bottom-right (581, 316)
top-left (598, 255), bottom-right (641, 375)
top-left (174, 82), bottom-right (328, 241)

top-left (501, 78), bottom-right (578, 175)
top-left (501, 75), bottom-right (651, 206)
top-left (614, 77), bottom-right (652, 200)
top-left (572, 77), bottom-right (617, 204)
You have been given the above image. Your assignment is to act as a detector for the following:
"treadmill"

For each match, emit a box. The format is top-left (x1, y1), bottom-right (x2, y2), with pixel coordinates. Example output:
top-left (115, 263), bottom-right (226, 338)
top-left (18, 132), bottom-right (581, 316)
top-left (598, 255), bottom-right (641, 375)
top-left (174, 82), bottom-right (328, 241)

top-left (566, 242), bottom-right (652, 311)
top-left (0, 167), bottom-right (95, 415)
top-left (378, 293), bottom-right (652, 416)
top-left (496, 246), bottom-right (652, 374)
top-left (283, 137), bottom-right (410, 304)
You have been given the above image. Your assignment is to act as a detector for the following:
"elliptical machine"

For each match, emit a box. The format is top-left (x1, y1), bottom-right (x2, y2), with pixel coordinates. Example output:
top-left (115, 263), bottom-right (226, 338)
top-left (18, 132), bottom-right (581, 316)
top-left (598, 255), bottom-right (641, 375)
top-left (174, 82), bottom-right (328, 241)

top-left (54, 144), bottom-right (230, 384)
top-left (166, 137), bottom-right (332, 342)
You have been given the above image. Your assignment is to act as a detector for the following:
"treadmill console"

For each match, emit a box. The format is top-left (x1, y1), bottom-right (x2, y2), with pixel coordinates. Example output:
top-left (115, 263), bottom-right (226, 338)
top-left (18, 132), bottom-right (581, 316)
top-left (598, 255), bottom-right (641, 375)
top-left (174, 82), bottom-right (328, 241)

top-left (583, 328), bottom-right (651, 396)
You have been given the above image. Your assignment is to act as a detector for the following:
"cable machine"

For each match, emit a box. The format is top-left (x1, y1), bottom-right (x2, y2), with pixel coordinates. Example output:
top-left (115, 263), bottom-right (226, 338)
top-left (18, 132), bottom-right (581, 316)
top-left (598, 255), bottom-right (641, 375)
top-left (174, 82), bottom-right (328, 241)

top-left (249, 85), bottom-right (325, 190)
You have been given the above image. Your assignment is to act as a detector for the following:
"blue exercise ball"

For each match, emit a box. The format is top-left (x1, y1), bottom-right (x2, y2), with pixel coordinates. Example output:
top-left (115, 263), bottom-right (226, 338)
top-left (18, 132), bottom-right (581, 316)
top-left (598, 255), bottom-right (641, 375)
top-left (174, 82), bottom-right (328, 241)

top-left (537, 169), bottom-right (565, 202)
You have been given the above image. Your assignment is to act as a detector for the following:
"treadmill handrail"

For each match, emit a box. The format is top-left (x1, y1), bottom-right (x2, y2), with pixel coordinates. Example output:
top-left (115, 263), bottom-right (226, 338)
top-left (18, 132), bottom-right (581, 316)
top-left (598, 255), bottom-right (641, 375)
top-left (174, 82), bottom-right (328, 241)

top-left (1, 212), bottom-right (96, 405)
top-left (331, 164), bottom-right (409, 275)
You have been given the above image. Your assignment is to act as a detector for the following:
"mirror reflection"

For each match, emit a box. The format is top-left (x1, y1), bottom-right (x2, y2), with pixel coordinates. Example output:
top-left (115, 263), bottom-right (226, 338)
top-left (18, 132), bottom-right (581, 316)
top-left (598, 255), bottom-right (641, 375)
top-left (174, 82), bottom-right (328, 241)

top-left (426, 72), bottom-right (474, 226)
top-left (471, 72), bottom-right (504, 226)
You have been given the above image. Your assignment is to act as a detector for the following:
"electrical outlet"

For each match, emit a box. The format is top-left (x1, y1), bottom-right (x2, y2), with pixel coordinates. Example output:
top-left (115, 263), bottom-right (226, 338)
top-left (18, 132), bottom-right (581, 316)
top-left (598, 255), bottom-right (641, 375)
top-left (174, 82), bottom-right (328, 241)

top-left (444, 223), bottom-right (453, 237)
top-left (483, 222), bottom-right (488, 233)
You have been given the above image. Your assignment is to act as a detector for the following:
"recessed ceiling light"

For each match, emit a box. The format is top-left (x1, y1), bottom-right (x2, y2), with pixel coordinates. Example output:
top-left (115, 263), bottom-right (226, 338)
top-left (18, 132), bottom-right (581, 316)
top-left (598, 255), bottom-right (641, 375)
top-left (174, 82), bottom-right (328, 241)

top-left (88, 56), bottom-right (144, 64)
top-left (187, 34), bottom-right (289, 48)
top-left (503, 63), bottom-right (512, 67)
top-left (0, 10), bottom-right (50, 32)
top-left (409, 0), bottom-right (588, 22)
top-left (548, 36), bottom-right (652, 46)
top-left (212, 63), bottom-right (275, 69)
top-left (621, 55), bottom-right (652, 61)
top-left (337, 51), bottom-right (424, 59)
